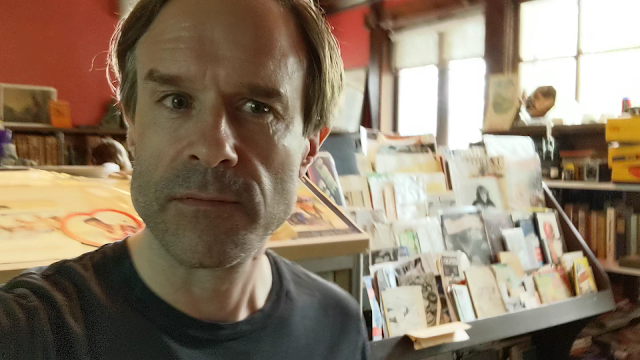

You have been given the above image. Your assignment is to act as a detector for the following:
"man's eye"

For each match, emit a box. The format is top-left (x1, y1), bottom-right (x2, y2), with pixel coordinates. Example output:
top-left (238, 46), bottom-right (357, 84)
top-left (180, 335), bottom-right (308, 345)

top-left (242, 101), bottom-right (271, 115)
top-left (160, 94), bottom-right (192, 111)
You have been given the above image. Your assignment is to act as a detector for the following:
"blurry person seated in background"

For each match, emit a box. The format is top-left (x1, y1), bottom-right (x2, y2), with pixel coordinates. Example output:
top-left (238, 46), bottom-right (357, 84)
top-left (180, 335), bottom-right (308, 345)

top-left (91, 138), bottom-right (132, 173)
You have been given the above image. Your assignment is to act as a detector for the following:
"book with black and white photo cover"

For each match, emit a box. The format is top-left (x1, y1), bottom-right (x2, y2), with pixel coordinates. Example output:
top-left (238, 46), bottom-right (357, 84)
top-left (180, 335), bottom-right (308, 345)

top-left (381, 286), bottom-right (429, 337)
top-left (451, 284), bottom-right (476, 323)
top-left (441, 208), bottom-right (492, 266)
top-left (397, 273), bottom-right (441, 327)
top-left (395, 255), bottom-right (431, 278)
top-left (448, 156), bottom-right (507, 211)
top-left (482, 211), bottom-right (514, 256)
top-left (464, 266), bottom-right (508, 319)
top-left (439, 253), bottom-right (462, 280)
top-left (371, 248), bottom-right (399, 265)
top-left (457, 177), bottom-right (505, 211)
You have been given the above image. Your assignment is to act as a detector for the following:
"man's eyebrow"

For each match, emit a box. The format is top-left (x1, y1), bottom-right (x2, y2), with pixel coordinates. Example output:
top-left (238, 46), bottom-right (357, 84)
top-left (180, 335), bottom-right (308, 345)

top-left (245, 84), bottom-right (288, 105)
top-left (143, 69), bottom-right (187, 88)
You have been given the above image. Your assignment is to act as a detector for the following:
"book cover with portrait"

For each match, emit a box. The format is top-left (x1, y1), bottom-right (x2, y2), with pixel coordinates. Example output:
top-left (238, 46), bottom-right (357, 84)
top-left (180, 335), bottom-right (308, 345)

top-left (441, 208), bottom-right (491, 266)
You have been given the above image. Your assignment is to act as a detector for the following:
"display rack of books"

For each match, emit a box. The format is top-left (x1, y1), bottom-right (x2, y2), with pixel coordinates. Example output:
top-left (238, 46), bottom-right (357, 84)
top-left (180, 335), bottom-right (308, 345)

top-left (2, 124), bottom-right (127, 166)
top-left (485, 122), bottom-right (640, 278)
top-left (332, 131), bottom-right (615, 359)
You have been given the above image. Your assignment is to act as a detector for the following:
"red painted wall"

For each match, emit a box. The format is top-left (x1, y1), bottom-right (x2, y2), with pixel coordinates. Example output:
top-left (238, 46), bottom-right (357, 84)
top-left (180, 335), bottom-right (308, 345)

top-left (328, 5), bottom-right (370, 69)
top-left (0, 1), bottom-right (119, 126)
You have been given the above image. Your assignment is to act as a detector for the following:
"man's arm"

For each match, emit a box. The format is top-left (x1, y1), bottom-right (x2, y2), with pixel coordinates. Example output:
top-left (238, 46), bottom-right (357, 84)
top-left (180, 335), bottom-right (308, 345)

top-left (0, 274), bottom-right (58, 360)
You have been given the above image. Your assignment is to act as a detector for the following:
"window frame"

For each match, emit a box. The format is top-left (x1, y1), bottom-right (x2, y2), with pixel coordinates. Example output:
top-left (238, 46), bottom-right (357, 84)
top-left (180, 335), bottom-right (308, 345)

top-left (394, 33), bottom-right (486, 147)
top-left (519, 0), bottom-right (640, 111)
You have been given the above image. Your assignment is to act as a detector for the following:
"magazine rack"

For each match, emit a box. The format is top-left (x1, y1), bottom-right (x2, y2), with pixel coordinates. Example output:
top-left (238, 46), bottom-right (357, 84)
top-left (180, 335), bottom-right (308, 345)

top-left (369, 184), bottom-right (616, 360)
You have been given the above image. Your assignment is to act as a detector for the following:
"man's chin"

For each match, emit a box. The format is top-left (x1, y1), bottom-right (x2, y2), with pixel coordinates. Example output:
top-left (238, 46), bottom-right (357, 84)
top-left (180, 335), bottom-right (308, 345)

top-left (152, 229), bottom-right (266, 269)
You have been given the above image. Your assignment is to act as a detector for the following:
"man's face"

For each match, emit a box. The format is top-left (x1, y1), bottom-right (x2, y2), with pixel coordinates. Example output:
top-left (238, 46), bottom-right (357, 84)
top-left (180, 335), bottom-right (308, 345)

top-left (129, 0), bottom-right (324, 268)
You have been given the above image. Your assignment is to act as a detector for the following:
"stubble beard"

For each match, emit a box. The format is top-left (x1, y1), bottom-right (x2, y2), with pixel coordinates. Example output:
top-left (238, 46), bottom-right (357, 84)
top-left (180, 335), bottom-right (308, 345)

top-left (130, 158), bottom-right (298, 270)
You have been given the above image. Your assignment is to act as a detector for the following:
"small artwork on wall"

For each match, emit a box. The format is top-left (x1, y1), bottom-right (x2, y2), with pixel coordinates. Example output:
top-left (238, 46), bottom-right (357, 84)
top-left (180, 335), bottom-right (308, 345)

top-left (0, 84), bottom-right (57, 125)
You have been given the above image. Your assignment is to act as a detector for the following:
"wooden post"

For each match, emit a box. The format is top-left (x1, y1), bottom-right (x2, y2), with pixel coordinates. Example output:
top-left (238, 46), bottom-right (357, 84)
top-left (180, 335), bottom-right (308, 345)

top-left (484, 0), bottom-right (519, 75)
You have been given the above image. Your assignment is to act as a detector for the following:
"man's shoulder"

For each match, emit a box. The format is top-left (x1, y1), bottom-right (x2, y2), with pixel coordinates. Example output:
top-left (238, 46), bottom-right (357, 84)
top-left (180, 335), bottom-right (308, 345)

top-left (268, 251), bottom-right (361, 318)
top-left (2, 240), bottom-right (128, 294)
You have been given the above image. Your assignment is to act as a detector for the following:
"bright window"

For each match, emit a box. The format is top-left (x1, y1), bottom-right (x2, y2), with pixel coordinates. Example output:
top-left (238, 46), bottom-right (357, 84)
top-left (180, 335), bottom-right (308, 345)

top-left (393, 12), bottom-right (486, 148)
top-left (520, 0), bottom-right (640, 122)
top-left (397, 66), bottom-right (439, 136)
top-left (448, 58), bottom-right (486, 149)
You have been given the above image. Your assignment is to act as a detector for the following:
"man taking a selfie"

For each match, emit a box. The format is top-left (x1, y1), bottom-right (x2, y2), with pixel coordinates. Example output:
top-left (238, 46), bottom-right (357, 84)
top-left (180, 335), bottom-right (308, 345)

top-left (0, 0), bottom-right (369, 359)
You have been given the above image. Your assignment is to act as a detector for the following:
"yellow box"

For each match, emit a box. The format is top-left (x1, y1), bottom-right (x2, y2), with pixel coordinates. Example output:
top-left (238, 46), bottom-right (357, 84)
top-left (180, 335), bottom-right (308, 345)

top-left (606, 118), bottom-right (640, 143)
top-left (611, 165), bottom-right (640, 183)
top-left (609, 145), bottom-right (640, 168)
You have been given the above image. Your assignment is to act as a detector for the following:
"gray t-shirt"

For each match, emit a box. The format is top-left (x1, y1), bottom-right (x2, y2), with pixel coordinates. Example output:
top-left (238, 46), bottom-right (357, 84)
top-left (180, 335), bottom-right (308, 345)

top-left (0, 240), bottom-right (369, 360)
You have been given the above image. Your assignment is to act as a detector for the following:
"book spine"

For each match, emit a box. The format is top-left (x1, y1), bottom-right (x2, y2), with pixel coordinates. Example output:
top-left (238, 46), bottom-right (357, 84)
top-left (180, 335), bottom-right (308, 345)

top-left (606, 208), bottom-right (616, 262)
top-left (564, 204), bottom-right (576, 227)
top-left (589, 211), bottom-right (599, 254)
top-left (597, 212), bottom-right (607, 259)
top-left (38, 135), bottom-right (46, 166)
top-left (630, 214), bottom-right (638, 256)
top-left (578, 209), bottom-right (588, 245)
top-left (12, 135), bottom-right (23, 159)
top-left (615, 211), bottom-right (627, 260)
top-left (27, 135), bottom-right (37, 163)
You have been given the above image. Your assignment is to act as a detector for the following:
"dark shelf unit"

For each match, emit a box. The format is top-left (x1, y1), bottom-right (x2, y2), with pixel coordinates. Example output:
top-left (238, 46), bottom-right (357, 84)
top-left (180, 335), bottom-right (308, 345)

top-left (483, 124), bottom-right (605, 138)
top-left (4, 124), bottom-right (126, 136)
top-left (4, 124), bottom-right (127, 165)
top-left (369, 185), bottom-right (616, 360)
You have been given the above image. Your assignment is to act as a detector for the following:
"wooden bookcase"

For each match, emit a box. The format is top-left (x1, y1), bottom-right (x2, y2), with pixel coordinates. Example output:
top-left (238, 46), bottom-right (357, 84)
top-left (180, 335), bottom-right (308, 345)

top-left (4, 124), bottom-right (127, 166)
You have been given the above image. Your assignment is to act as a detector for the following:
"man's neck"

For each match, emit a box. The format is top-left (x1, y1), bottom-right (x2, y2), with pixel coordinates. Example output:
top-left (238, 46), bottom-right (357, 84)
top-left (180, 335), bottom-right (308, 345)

top-left (126, 231), bottom-right (273, 323)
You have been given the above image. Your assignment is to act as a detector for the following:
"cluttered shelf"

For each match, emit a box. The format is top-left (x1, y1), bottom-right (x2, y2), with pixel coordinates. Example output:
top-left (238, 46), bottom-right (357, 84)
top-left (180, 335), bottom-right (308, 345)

top-left (483, 124), bottom-right (606, 138)
top-left (371, 290), bottom-right (615, 360)
top-left (3, 123), bottom-right (126, 136)
top-left (544, 180), bottom-right (640, 192)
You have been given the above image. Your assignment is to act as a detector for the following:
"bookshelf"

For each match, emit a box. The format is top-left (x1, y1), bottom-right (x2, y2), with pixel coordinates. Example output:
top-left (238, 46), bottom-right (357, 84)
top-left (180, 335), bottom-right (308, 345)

top-left (598, 259), bottom-right (640, 277)
top-left (483, 123), bottom-right (606, 138)
top-left (545, 180), bottom-right (640, 192)
top-left (3, 124), bottom-right (128, 166)
top-left (369, 185), bottom-right (616, 359)
top-left (3, 124), bottom-right (127, 136)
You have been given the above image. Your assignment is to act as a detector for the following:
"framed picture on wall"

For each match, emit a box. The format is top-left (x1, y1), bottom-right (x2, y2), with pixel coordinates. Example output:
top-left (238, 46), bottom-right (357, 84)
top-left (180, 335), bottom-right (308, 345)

top-left (0, 83), bottom-right (57, 126)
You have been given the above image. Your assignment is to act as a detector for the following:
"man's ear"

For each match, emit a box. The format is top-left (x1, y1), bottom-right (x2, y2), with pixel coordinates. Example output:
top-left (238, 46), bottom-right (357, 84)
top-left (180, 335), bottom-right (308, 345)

top-left (299, 127), bottom-right (330, 178)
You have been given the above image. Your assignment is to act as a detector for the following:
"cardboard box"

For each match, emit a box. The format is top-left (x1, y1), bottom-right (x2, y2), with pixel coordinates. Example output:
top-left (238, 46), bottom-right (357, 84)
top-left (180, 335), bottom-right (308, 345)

top-left (606, 118), bottom-right (640, 143)
top-left (611, 165), bottom-right (640, 183)
top-left (609, 144), bottom-right (640, 168)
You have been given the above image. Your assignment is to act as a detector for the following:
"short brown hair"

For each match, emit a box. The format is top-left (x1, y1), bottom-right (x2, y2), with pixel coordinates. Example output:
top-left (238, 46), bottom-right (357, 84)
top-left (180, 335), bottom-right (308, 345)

top-left (108, 0), bottom-right (343, 136)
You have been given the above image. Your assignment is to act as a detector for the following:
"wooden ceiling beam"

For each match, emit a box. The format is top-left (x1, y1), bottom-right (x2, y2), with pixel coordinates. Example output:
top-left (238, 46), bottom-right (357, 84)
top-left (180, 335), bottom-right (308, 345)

top-left (370, 0), bottom-right (485, 31)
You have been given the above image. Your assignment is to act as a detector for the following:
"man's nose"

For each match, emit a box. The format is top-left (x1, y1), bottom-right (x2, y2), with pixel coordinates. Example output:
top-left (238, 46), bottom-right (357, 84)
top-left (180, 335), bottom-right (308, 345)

top-left (187, 104), bottom-right (239, 169)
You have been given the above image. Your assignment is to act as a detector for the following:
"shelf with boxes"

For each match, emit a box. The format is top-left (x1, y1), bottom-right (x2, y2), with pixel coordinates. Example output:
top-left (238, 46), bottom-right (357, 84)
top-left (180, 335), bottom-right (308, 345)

top-left (545, 180), bottom-right (640, 192)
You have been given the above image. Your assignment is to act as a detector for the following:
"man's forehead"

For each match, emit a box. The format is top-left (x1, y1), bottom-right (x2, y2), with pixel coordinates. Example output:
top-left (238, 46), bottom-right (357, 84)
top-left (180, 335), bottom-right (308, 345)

top-left (136, 0), bottom-right (307, 71)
